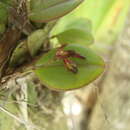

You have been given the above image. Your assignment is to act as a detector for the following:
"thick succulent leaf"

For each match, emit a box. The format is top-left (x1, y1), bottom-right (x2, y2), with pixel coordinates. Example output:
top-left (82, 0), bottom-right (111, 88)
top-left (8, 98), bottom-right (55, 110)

top-left (34, 44), bottom-right (105, 91)
top-left (56, 28), bottom-right (94, 46)
top-left (9, 41), bottom-right (29, 66)
top-left (29, 0), bottom-right (84, 23)
top-left (52, 18), bottom-right (92, 36)
top-left (65, 18), bottom-right (92, 33)
top-left (52, 18), bottom-right (94, 46)
top-left (27, 29), bottom-right (47, 56)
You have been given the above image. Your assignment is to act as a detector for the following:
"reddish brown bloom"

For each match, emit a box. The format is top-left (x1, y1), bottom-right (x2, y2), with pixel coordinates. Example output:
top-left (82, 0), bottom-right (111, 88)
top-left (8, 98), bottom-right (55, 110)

top-left (55, 45), bottom-right (85, 73)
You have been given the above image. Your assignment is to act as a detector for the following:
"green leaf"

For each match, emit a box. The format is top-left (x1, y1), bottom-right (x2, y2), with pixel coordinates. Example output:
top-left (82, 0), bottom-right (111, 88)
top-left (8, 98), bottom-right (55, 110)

top-left (29, 0), bottom-right (84, 23)
top-left (52, 17), bottom-right (92, 35)
top-left (65, 18), bottom-right (92, 33)
top-left (55, 28), bottom-right (94, 46)
top-left (52, 18), bottom-right (94, 46)
top-left (34, 44), bottom-right (105, 91)
top-left (27, 29), bottom-right (47, 56)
